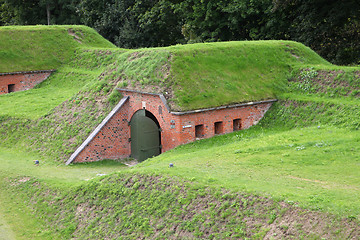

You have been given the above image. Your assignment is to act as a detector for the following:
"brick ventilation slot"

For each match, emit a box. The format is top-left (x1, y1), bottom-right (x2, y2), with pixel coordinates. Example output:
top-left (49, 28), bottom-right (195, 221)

top-left (233, 118), bottom-right (241, 131)
top-left (195, 124), bottom-right (205, 138)
top-left (214, 121), bottom-right (223, 135)
top-left (8, 84), bottom-right (15, 93)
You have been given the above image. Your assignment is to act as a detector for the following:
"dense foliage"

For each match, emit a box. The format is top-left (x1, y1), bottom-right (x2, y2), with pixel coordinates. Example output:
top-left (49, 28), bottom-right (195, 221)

top-left (1, 0), bottom-right (359, 65)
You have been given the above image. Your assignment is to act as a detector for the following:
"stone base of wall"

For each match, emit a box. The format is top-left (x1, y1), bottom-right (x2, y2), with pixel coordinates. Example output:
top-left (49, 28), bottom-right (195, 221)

top-left (0, 70), bottom-right (55, 95)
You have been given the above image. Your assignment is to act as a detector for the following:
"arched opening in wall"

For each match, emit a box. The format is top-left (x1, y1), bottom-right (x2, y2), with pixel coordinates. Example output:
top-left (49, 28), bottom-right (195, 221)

top-left (130, 109), bottom-right (161, 161)
top-left (8, 84), bottom-right (15, 93)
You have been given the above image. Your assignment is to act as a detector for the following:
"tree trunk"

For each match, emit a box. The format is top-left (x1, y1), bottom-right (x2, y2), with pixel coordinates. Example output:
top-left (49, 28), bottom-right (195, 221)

top-left (46, 3), bottom-right (50, 25)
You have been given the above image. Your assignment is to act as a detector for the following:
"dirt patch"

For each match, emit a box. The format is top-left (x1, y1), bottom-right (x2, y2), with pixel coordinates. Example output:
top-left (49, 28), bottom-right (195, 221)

top-left (10, 177), bottom-right (31, 186)
top-left (18, 177), bottom-right (31, 183)
top-left (288, 175), bottom-right (327, 184)
top-left (121, 159), bottom-right (138, 167)
top-left (68, 28), bottom-right (82, 44)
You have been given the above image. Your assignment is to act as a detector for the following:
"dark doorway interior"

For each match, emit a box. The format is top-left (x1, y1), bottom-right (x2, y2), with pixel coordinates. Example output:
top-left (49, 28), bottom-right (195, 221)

top-left (8, 84), bottom-right (15, 93)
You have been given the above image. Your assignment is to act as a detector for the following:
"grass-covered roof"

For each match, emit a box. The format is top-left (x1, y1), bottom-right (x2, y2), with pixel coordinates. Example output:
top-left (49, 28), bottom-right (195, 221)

top-left (106, 41), bottom-right (330, 110)
top-left (0, 25), bottom-right (332, 116)
top-left (0, 25), bottom-right (115, 73)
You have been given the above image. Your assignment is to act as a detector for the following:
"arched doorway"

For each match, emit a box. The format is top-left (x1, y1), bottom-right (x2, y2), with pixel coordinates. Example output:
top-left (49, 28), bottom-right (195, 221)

top-left (130, 109), bottom-right (161, 161)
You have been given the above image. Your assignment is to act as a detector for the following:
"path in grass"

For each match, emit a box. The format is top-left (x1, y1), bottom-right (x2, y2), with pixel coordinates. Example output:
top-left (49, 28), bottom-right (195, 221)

top-left (0, 147), bottom-right (128, 239)
top-left (0, 213), bottom-right (15, 240)
top-left (0, 147), bottom-right (128, 187)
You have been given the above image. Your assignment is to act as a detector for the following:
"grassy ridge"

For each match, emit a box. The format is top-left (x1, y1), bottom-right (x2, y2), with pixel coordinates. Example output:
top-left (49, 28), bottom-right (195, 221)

top-left (0, 35), bottom-right (333, 163)
top-left (0, 33), bottom-right (331, 120)
top-left (0, 25), bottom-right (115, 72)
top-left (0, 49), bottom-right (125, 161)
top-left (0, 49), bottom-right (123, 119)
top-left (135, 126), bottom-right (360, 217)
top-left (169, 41), bottom-right (329, 110)
top-left (105, 40), bottom-right (330, 111)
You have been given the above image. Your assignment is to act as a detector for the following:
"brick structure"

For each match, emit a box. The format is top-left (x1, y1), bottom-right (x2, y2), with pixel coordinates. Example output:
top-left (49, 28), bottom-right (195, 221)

top-left (0, 70), bottom-right (55, 95)
top-left (67, 89), bottom-right (276, 164)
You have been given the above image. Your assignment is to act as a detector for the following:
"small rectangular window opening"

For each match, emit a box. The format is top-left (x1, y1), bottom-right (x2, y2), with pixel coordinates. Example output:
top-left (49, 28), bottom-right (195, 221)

top-left (214, 121), bottom-right (223, 135)
top-left (195, 124), bottom-right (204, 138)
top-left (8, 84), bottom-right (15, 93)
top-left (233, 119), bottom-right (241, 131)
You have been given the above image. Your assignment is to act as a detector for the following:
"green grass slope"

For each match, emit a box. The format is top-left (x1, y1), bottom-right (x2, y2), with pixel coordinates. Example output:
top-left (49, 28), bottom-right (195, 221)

top-left (0, 26), bottom-right (359, 239)
top-left (1, 64), bottom-right (359, 239)
top-left (0, 48), bottom-right (126, 161)
top-left (0, 48), bottom-right (123, 119)
top-left (0, 162), bottom-right (358, 239)
top-left (0, 35), bottom-right (329, 120)
top-left (0, 25), bottom-right (115, 72)
top-left (103, 40), bottom-right (330, 111)
top-left (0, 34), bottom-right (332, 163)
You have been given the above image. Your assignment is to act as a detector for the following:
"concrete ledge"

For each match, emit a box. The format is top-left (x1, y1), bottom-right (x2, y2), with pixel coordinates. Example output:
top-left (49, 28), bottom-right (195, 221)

top-left (65, 96), bottom-right (129, 165)
top-left (170, 99), bottom-right (278, 115)
top-left (117, 88), bottom-right (277, 115)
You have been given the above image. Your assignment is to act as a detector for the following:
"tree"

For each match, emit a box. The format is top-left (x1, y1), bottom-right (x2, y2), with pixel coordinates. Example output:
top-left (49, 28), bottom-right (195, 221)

top-left (261, 0), bottom-right (360, 65)
top-left (0, 0), bottom-right (80, 25)
top-left (76, 0), bottom-right (183, 48)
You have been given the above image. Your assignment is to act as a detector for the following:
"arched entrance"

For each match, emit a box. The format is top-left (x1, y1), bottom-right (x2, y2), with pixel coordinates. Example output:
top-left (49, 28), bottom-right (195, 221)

top-left (130, 109), bottom-right (161, 161)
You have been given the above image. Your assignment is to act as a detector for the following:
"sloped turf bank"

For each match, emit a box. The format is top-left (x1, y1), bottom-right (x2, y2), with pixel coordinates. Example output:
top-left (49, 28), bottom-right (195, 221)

top-left (0, 49), bottom-right (125, 162)
top-left (103, 40), bottom-right (330, 111)
top-left (4, 173), bottom-right (359, 239)
top-left (0, 25), bottom-right (115, 73)
top-left (259, 67), bottom-right (360, 130)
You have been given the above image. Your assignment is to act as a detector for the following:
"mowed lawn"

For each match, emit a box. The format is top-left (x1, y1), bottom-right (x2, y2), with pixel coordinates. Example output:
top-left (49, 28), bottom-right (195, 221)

top-left (0, 125), bottom-right (359, 220)
top-left (133, 125), bottom-right (360, 218)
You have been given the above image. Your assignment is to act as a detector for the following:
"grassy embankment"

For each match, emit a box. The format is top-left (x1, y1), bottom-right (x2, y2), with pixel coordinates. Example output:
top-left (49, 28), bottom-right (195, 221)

top-left (0, 25), bottom-right (116, 119)
top-left (0, 25), bottom-right (359, 239)
top-left (0, 34), bottom-right (328, 163)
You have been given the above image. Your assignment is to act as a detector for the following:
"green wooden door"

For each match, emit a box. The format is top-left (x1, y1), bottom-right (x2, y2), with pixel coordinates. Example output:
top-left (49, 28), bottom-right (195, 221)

top-left (130, 109), bottom-right (161, 161)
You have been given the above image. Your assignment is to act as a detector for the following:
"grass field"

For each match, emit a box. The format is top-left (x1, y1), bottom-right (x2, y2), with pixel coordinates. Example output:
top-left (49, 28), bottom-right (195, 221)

top-left (135, 126), bottom-right (360, 217)
top-left (0, 124), bottom-right (359, 239)
top-left (0, 25), bottom-right (359, 239)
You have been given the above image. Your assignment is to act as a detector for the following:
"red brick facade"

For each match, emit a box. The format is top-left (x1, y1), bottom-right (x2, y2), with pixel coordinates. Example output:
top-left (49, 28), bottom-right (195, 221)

top-left (68, 89), bottom-right (275, 164)
top-left (0, 70), bottom-right (54, 95)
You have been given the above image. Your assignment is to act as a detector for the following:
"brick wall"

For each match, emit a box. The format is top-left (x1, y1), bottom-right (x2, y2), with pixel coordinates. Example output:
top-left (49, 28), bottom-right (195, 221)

top-left (71, 89), bottom-right (275, 164)
top-left (0, 70), bottom-right (54, 95)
